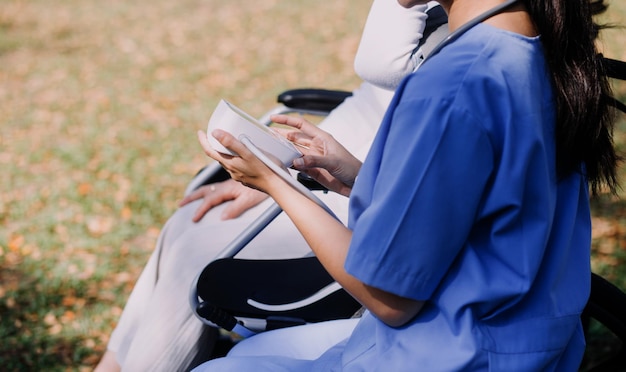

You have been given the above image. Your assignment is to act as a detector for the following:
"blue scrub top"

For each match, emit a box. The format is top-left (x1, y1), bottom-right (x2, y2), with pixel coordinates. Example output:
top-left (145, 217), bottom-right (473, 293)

top-left (340, 24), bottom-right (591, 371)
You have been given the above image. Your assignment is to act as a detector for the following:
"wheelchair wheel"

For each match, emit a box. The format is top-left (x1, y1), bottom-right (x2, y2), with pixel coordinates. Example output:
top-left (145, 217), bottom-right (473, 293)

top-left (580, 273), bottom-right (626, 371)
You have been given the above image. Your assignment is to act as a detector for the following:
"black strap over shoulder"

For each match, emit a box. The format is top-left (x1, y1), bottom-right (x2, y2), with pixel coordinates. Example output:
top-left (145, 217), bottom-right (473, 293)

top-left (417, 5), bottom-right (449, 50)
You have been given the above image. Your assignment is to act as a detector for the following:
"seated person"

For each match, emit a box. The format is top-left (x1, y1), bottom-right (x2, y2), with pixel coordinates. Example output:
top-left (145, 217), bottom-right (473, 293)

top-left (94, 1), bottom-right (446, 371)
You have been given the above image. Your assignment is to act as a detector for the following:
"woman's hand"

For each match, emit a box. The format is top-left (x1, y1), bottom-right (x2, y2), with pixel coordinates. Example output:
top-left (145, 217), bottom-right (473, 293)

top-left (179, 179), bottom-right (269, 222)
top-left (272, 114), bottom-right (362, 197)
top-left (197, 129), bottom-right (282, 195)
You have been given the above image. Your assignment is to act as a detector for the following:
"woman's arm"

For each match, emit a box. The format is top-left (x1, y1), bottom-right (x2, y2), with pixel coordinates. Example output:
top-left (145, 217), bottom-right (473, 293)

top-left (197, 129), bottom-right (424, 327)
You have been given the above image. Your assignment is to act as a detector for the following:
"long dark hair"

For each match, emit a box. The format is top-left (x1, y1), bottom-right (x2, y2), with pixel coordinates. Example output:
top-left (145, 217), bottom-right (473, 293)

top-left (523, 0), bottom-right (619, 194)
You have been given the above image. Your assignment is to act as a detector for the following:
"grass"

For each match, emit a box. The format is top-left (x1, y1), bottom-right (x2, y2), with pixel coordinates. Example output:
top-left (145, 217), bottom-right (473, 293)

top-left (0, 0), bottom-right (369, 369)
top-left (0, 0), bottom-right (625, 370)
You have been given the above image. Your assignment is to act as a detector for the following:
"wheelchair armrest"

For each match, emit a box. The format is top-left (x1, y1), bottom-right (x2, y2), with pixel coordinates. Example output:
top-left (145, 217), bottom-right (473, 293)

top-left (297, 172), bottom-right (328, 192)
top-left (277, 88), bottom-right (353, 112)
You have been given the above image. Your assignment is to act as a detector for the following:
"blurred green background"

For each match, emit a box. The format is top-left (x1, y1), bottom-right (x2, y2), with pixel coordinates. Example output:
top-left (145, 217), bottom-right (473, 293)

top-left (0, 0), bottom-right (624, 370)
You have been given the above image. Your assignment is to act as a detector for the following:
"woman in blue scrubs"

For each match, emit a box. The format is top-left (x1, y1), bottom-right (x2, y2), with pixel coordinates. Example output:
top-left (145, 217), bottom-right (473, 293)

top-left (194, 0), bottom-right (619, 370)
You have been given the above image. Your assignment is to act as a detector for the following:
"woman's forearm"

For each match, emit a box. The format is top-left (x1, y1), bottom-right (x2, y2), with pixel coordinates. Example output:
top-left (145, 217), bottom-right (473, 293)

top-left (265, 177), bottom-right (424, 327)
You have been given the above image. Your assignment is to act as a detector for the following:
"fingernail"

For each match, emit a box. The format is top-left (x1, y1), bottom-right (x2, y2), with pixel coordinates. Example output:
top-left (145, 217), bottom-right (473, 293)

top-left (212, 129), bottom-right (224, 140)
top-left (293, 157), bottom-right (304, 168)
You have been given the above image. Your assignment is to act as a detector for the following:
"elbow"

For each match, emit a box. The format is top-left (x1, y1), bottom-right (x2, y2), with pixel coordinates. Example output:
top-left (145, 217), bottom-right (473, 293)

top-left (353, 55), bottom-right (412, 91)
top-left (372, 299), bottom-right (424, 328)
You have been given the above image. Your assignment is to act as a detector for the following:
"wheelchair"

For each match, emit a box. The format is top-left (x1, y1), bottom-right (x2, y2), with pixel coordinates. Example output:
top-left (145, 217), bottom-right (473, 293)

top-left (188, 57), bottom-right (626, 370)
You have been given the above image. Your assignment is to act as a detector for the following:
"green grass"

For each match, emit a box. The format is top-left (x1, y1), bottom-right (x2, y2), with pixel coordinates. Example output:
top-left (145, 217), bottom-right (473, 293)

top-left (0, 0), bottom-right (370, 369)
top-left (0, 0), bottom-right (625, 370)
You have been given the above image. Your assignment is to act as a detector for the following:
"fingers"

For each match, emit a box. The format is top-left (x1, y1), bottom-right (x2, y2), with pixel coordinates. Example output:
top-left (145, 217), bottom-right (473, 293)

top-left (222, 198), bottom-right (247, 220)
top-left (197, 130), bottom-right (220, 159)
top-left (192, 184), bottom-right (231, 222)
top-left (179, 181), bottom-right (236, 222)
top-left (181, 181), bottom-right (269, 222)
top-left (179, 188), bottom-right (204, 207)
top-left (270, 127), bottom-right (312, 150)
top-left (270, 115), bottom-right (325, 139)
top-left (299, 168), bottom-right (352, 197)
top-left (197, 129), bottom-right (250, 162)
top-left (222, 188), bottom-right (268, 220)
top-left (192, 200), bottom-right (214, 223)
top-left (292, 155), bottom-right (332, 171)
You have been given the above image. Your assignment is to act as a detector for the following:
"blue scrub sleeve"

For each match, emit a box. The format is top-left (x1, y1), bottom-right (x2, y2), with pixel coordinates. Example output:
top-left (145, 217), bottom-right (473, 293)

top-left (345, 93), bottom-right (494, 301)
